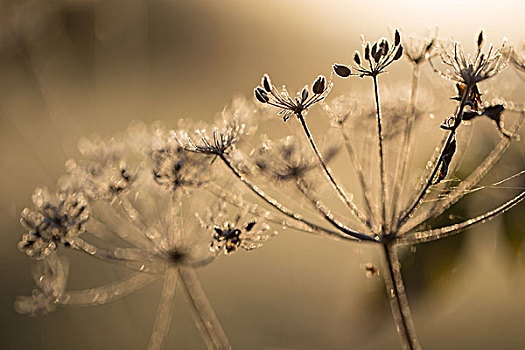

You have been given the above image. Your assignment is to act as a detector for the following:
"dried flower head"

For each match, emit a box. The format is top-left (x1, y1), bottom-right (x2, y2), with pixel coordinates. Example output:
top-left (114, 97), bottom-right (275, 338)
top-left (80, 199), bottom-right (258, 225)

top-left (14, 254), bottom-right (69, 317)
top-left (149, 127), bottom-right (213, 192)
top-left (60, 137), bottom-right (135, 200)
top-left (254, 136), bottom-right (339, 182)
top-left (18, 188), bottom-right (90, 259)
top-left (333, 29), bottom-right (403, 78)
top-left (254, 74), bottom-right (330, 121)
top-left (184, 98), bottom-right (257, 156)
top-left (430, 30), bottom-right (509, 86)
top-left (403, 30), bottom-right (439, 65)
top-left (200, 203), bottom-right (276, 255)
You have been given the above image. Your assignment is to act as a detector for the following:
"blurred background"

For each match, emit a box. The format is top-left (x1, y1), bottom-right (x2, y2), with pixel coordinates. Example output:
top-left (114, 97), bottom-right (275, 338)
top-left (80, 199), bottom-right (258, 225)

top-left (1, 0), bottom-right (525, 349)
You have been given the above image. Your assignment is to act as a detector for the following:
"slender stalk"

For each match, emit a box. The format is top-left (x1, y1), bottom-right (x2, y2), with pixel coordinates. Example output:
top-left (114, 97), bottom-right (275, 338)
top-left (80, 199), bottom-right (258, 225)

top-left (205, 183), bottom-right (345, 239)
top-left (219, 154), bottom-right (369, 241)
top-left (396, 83), bottom-right (472, 231)
top-left (372, 75), bottom-right (388, 232)
top-left (381, 242), bottom-right (420, 350)
top-left (398, 189), bottom-right (525, 245)
top-left (296, 113), bottom-right (372, 230)
top-left (148, 268), bottom-right (178, 350)
top-left (401, 110), bottom-right (525, 234)
top-left (391, 64), bottom-right (420, 228)
top-left (295, 178), bottom-right (378, 242)
top-left (340, 126), bottom-right (377, 227)
top-left (59, 273), bottom-right (157, 306)
top-left (178, 265), bottom-right (231, 350)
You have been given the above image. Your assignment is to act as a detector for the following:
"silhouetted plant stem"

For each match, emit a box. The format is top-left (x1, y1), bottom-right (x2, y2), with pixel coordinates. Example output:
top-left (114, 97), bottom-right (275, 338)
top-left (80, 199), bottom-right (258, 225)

top-left (381, 242), bottom-right (420, 350)
top-left (296, 112), bottom-right (372, 231)
top-left (391, 64), bottom-right (420, 228)
top-left (179, 266), bottom-right (231, 350)
top-left (372, 75), bottom-right (388, 232)
top-left (397, 83), bottom-right (472, 231)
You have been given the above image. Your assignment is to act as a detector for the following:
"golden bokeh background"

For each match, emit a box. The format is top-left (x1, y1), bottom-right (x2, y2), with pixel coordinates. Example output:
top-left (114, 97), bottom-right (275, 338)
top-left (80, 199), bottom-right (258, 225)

top-left (1, 0), bottom-right (525, 349)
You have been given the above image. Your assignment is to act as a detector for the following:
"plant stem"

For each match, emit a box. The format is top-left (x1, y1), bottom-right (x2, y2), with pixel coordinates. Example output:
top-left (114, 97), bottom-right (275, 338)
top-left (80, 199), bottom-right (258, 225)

top-left (381, 242), bottom-right (420, 350)
top-left (391, 64), bottom-right (420, 228)
top-left (178, 265), bottom-right (231, 350)
top-left (396, 83), bottom-right (472, 231)
top-left (372, 75), bottom-right (388, 232)
top-left (295, 178), bottom-right (378, 242)
top-left (296, 113), bottom-right (372, 231)
top-left (340, 126), bottom-right (377, 227)
top-left (148, 267), bottom-right (178, 350)
top-left (219, 154), bottom-right (369, 241)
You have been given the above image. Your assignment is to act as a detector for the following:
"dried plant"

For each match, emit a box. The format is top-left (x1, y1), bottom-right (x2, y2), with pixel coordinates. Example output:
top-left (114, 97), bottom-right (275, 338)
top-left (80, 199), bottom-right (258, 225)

top-left (15, 29), bottom-right (525, 350)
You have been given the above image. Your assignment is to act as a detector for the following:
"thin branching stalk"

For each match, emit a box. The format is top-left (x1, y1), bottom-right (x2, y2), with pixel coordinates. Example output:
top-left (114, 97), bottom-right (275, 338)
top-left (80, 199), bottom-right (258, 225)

top-left (295, 178), bottom-right (377, 242)
top-left (59, 273), bottom-right (158, 306)
top-left (391, 65), bottom-right (420, 228)
top-left (340, 126), bottom-right (377, 228)
top-left (397, 84), bottom-right (472, 231)
top-left (398, 189), bottom-right (525, 245)
top-left (218, 153), bottom-right (367, 241)
top-left (204, 183), bottom-right (346, 239)
top-left (402, 110), bottom-right (525, 234)
top-left (179, 265), bottom-right (231, 350)
top-left (93, 200), bottom-right (154, 249)
top-left (372, 75), bottom-right (388, 232)
top-left (381, 242), bottom-right (421, 350)
top-left (296, 113), bottom-right (372, 231)
top-left (148, 268), bottom-right (178, 350)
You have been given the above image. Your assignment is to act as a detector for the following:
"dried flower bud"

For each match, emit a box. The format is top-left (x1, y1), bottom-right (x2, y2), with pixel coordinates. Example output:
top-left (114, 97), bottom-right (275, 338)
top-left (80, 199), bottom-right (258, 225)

top-left (262, 74), bottom-right (272, 92)
top-left (394, 29), bottom-right (401, 46)
top-left (301, 87), bottom-right (309, 101)
top-left (381, 39), bottom-right (389, 55)
top-left (425, 39), bottom-right (435, 53)
top-left (254, 87), bottom-right (269, 103)
top-left (393, 45), bottom-right (403, 60)
top-left (477, 30), bottom-right (484, 48)
top-left (371, 43), bottom-right (378, 60)
top-left (364, 43), bottom-right (370, 60)
top-left (354, 52), bottom-right (361, 65)
top-left (312, 75), bottom-right (326, 94)
top-left (333, 64), bottom-right (351, 78)
top-left (373, 48), bottom-right (382, 63)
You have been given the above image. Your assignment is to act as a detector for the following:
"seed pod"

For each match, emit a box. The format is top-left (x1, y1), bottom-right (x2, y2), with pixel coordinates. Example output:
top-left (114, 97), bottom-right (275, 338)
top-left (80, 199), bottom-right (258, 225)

top-left (434, 136), bottom-right (457, 184)
top-left (262, 74), bottom-right (272, 92)
top-left (371, 43), bottom-right (378, 60)
top-left (354, 52), bottom-right (361, 65)
top-left (333, 64), bottom-right (351, 78)
top-left (393, 45), bottom-right (403, 60)
top-left (254, 87), bottom-right (269, 103)
top-left (301, 87), bottom-right (309, 101)
top-left (477, 30), bottom-right (484, 48)
top-left (394, 29), bottom-right (401, 46)
top-left (373, 48), bottom-right (382, 63)
top-left (381, 39), bottom-right (389, 55)
top-left (425, 39), bottom-right (435, 54)
top-left (364, 43), bottom-right (370, 60)
top-left (312, 75), bottom-right (326, 94)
